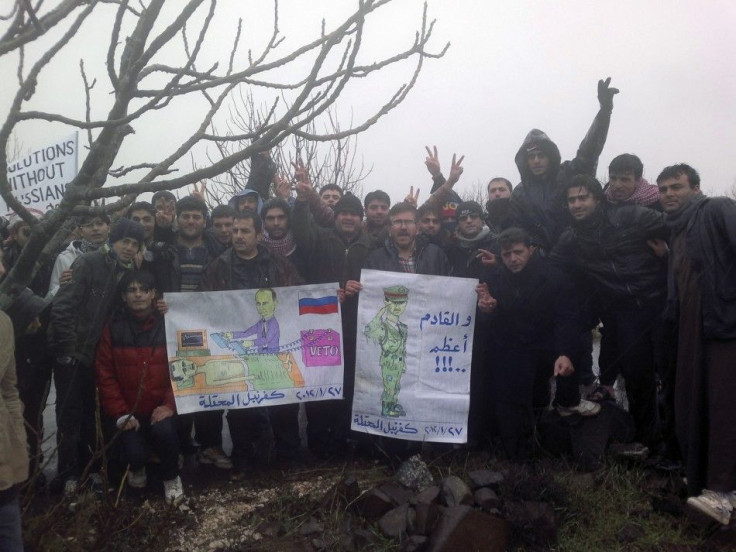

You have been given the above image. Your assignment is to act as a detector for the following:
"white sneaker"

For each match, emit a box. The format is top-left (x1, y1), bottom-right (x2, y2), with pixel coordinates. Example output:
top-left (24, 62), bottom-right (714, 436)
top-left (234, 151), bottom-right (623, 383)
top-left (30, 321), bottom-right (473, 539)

top-left (198, 447), bottom-right (233, 469)
top-left (163, 475), bottom-right (185, 506)
top-left (127, 468), bottom-right (147, 489)
top-left (687, 489), bottom-right (733, 525)
top-left (556, 399), bottom-right (601, 417)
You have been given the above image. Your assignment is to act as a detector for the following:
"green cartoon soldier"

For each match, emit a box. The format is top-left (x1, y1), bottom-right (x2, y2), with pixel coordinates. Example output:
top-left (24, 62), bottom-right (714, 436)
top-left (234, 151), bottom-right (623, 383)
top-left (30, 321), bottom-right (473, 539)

top-left (364, 285), bottom-right (409, 417)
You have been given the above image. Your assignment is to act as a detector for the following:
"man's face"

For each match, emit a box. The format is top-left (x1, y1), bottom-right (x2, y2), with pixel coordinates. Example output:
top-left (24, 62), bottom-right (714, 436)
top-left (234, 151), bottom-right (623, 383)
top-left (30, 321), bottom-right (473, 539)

top-left (111, 237), bottom-right (140, 263)
top-left (263, 207), bottom-right (289, 240)
top-left (232, 218), bottom-right (261, 259)
top-left (418, 212), bottom-right (441, 236)
top-left (212, 216), bottom-right (234, 245)
top-left (567, 187), bottom-right (599, 221)
top-left (526, 150), bottom-right (550, 177)
top-left (501, 242), bottom-right (533, 274)
top-left (177, 209), bottom-right (206, 241)
top-left (334, 211), bottom-right (362, 239)
top-left (457, 213), bottom-right (483, 239)
top-left (607, 172), bottom-right (638, 202)
top-left (237, 195), bottom-right (259, 213)
top-left (129, 210), bottom-right (154, 242)
top-left (79, 217), bottom-right (110, 245)
top-left (389, 211), bottom-right (418, 250)
top-left (14, 223), bottom-right (31, 248)
top-left (154, 198), bottom-right (175, 217)
top-left (122, 280), bottom-right (155, 316)
top-left (366, 200), bottom-right (389, 227)
top-left (658, 174), bottom-right (700, 213)
top-left (320, 189), bottom-right (341, 207)
top-left (487, 180), bottom-right (511, 201)
top-left (255, 289), bottom-right (277, 319)
top-left (386, 299), bottom-right (408, 317)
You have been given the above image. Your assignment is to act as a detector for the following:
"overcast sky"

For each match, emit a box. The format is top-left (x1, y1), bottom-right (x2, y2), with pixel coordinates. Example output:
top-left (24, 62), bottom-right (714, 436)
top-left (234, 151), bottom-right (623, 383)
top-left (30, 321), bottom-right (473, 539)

top-left (2, 0), bottom-right (735, 205)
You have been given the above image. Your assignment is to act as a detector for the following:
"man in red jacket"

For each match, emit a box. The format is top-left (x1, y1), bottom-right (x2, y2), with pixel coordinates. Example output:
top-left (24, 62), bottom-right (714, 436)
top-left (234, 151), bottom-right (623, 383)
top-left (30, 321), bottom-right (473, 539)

top-left (95, 270), bottom-right (183, 505)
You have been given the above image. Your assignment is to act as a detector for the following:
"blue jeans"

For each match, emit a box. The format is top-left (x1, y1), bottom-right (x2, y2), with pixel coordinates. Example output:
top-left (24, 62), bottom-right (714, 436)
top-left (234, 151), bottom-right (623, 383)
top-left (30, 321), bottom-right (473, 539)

top-left (120, 417), bottom-right (180, 481)
top-left (0, 495), bottom-right (23, 551)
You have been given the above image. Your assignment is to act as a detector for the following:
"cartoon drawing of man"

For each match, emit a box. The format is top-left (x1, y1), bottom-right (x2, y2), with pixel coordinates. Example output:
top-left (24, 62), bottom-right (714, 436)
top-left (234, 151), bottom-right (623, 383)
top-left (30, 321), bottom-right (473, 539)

top-left (365, 285), bottom-right (409, 417)
top-left (222, 288), bottom-right (280, 353)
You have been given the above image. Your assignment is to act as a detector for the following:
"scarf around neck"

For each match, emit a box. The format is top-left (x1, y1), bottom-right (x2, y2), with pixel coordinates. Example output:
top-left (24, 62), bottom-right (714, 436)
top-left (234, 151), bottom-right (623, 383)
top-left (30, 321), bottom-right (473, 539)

top-left (260, 230), bottom-right (296, 257)
top-left (457, 225), bottom-right (492, 248)
top-left (665, 193), bottom-right (707, 236)
top-left (605, 178), bottom-right (660, 206)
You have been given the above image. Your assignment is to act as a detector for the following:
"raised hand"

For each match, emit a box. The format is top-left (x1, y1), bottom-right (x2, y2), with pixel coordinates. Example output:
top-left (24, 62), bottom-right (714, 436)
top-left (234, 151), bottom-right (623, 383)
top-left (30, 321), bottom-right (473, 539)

top-left (446, 153), bottom-right (465, 187)
top-left (424, 145), bottom-right (441, 177)
top-left (404, 186), bottom-right (420, 207)
top-left (191, 180), bottom-right (207, 202)
top-left (597, 77), bottom-right (619, 111)
top-left (292, 158), bottom-right (312, 200)
top-left (273, 172), bottom-right (291, 200)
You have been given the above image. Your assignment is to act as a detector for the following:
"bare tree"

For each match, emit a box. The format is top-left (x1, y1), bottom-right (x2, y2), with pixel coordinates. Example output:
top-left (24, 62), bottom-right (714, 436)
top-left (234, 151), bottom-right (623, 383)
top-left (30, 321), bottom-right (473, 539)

top-left (460, 179), bottom-right (487, 205)
top-left (0, 0), bottom-right (448, 307)
top-left (203, 91), bottom-right (370, 208)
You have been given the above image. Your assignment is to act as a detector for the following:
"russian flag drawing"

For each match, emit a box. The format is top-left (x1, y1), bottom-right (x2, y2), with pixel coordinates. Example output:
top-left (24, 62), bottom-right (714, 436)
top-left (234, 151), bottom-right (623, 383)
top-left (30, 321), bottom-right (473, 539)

top-left (298, 294), bottom-right (339, 315)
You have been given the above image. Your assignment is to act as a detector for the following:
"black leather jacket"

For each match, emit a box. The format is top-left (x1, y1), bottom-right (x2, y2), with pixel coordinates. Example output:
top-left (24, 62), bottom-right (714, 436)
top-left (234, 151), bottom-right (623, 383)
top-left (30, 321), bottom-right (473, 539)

top-left (670, 196), bottom-right (736, 339)
top-left (550, 203), bottom-right (668, 310)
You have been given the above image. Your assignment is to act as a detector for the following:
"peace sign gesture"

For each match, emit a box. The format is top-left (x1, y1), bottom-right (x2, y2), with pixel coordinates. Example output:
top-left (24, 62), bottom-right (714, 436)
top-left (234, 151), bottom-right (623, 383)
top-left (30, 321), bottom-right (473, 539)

top-left (404, 186), bottom-right (420, 207)
top-left (446, 153), bottom-right (465, 187)
top-left (424, 145), bottom-right (441, 177)
top-left (191, 180), bottom-right (207, 202)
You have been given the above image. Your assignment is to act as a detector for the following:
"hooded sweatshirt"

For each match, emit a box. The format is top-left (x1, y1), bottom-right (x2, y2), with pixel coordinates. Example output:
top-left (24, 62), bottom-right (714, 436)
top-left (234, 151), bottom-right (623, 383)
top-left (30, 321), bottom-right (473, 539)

top-left (509, 107), bottom-right (612, 252)
top-left (228, 188), bottom-right (264, 214)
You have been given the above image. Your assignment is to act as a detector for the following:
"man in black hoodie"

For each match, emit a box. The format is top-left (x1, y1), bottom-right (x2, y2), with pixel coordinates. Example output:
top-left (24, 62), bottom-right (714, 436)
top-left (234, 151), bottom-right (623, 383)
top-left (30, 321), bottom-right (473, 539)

top-left (509, 78), bottom-right (619, 253)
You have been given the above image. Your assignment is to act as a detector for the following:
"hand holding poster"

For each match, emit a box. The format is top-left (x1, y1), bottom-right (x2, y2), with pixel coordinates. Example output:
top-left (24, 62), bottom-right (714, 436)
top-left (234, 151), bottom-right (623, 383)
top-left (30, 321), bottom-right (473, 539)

top-left (164, 284), bottom-right (344, 414)
top-left (352, 270), bottom-right (477, 443)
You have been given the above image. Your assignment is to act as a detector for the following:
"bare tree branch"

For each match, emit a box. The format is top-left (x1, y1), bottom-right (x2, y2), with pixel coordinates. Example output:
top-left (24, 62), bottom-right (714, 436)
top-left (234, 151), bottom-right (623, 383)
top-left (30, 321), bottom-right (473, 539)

top-left (0, 0), bottom-right (447, 307)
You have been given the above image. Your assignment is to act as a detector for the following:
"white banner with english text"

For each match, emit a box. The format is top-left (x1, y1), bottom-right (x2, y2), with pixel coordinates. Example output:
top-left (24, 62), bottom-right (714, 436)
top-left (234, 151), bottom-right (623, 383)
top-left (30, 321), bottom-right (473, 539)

top-left (352, 270), bottom-right (477, 443)
top-left (1, 132), bottom-right (78, 216)
top-left (164, 284), bottom-right (344, 414)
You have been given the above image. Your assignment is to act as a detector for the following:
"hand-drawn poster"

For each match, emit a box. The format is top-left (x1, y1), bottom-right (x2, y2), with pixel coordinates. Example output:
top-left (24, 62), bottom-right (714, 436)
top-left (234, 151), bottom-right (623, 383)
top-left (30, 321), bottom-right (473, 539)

top-left (352, 270), bottom-right (477, 443)
top-left (164, 284), bottom-right (344, 414)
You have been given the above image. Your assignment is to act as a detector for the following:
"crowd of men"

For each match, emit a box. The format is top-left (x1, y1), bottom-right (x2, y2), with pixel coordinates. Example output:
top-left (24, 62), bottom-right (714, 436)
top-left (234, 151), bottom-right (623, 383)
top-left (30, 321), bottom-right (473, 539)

top-left (1, 77), bottom-right (736, 538)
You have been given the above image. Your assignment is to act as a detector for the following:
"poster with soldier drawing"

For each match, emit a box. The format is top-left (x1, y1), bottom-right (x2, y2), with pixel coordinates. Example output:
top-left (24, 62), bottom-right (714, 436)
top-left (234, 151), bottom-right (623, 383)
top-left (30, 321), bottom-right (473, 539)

top-left (352, 270), bottom-right (477, 443)
top-left (164, 283), bottom-right (344, 414)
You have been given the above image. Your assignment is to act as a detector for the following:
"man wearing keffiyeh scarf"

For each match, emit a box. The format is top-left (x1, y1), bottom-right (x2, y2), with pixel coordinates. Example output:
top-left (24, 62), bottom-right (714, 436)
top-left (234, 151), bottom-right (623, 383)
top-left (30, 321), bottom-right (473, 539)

top-left (259, 198), bottom-right (309, 281)
top-left (604, 153), bottom-right (661, 208)
top-left (657, 163), bottom-right (736, 525)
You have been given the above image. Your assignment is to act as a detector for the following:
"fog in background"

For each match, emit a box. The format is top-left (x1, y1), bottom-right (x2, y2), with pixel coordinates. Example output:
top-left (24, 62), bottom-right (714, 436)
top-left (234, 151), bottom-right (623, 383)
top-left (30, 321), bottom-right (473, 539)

top-left (2, 0), bottom-right (734, 204)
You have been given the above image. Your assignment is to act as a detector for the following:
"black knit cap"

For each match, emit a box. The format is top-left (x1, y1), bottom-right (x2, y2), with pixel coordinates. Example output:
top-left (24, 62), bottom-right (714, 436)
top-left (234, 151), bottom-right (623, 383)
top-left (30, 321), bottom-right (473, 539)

top-left (455, 201), bottom-right (483, 220)
top-left (333, 192), bottom-right (364, 218)
top-left (109, 218), bottom-right (145, 246)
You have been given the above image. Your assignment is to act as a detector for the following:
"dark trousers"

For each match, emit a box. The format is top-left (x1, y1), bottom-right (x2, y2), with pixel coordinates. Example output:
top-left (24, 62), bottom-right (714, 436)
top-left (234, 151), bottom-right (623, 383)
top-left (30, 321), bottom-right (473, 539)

top-left (490, 348), bottom-right (580, 460)
top-left (54, 360), bottom-right (97, 480)
top-left (227, 404), bottom-right (299, 469)
top-left (176, 410), bottom-right (223, 450)
top-left (306, 334), bottom-right (356, 455)
top-left (15, 341), bottom-right (52, 475)
top-left (120, 417), bottom-right (180, 481)
top-left (599, 306), bottom-right (661, 447)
